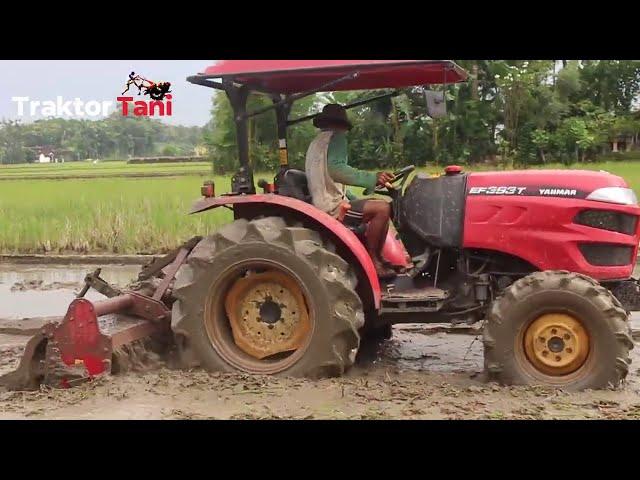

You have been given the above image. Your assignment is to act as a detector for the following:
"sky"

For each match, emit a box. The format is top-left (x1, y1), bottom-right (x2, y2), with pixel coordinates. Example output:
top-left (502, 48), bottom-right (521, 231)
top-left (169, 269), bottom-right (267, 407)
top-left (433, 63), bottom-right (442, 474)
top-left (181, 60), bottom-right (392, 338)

top-left (0, 60), bottom-right (216, 126)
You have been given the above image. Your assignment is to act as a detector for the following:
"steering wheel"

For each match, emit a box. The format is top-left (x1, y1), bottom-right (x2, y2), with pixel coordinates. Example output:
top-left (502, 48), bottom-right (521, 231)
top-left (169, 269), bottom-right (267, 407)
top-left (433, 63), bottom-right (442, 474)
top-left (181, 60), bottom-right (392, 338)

top-left (364, 165), bottom-right (416, 195)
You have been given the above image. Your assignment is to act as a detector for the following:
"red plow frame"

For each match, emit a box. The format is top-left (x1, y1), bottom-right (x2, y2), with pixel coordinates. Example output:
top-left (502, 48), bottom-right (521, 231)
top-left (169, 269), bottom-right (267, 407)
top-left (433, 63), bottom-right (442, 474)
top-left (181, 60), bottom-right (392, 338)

top-left (0, 238), bottom-right (201, 390)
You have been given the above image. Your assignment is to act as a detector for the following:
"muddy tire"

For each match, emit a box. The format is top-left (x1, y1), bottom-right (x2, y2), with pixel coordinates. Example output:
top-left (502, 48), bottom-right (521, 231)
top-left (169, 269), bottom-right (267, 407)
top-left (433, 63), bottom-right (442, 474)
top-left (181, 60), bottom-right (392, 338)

top-left (171, 217), bottom-right (364, 378)
top-left (483, 270), bottom-right (633, 390)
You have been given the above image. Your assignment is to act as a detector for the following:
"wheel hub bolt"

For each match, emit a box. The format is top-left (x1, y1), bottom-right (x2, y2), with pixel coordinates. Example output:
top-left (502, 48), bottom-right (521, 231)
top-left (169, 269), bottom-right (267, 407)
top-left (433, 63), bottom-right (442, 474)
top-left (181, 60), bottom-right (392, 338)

top-left (548, 336), bottom-right (565, 353)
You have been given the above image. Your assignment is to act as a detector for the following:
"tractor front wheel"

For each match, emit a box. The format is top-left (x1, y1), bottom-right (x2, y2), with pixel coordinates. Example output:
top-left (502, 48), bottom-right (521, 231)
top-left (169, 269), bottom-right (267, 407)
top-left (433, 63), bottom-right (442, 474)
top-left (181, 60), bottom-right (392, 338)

top-left (171, 217), bottom-right (365, 378)
top-left (483, 271), bottom-right (633, 390)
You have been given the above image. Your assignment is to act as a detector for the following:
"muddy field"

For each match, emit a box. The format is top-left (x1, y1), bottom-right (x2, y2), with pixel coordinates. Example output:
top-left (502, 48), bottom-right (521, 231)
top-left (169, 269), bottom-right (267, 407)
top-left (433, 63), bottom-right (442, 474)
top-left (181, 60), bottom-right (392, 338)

top-left (0, 263), bottom-right (639, 420)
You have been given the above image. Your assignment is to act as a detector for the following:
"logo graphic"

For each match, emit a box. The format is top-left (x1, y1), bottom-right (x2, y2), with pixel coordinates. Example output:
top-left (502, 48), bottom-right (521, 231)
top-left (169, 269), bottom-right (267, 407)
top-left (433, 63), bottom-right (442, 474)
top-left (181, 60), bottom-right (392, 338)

top-left (121, 72), bottom-right (172, 101)
top-left (9, 71), bottom-right (174, 120)
top-left (117, 71), bottom-right (173, 117)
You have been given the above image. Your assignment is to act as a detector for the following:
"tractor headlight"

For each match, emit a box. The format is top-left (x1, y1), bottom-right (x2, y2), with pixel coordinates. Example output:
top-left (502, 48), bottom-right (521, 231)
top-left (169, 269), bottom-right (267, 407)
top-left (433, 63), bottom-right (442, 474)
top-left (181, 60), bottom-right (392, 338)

top-left (586, 187), bottom-right (638, 206)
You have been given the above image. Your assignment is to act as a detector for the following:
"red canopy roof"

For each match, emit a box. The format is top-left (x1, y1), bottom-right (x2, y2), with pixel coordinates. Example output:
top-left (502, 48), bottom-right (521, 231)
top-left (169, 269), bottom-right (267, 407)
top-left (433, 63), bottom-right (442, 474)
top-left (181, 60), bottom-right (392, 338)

top-left (194, 60), bottom-right (467, 94)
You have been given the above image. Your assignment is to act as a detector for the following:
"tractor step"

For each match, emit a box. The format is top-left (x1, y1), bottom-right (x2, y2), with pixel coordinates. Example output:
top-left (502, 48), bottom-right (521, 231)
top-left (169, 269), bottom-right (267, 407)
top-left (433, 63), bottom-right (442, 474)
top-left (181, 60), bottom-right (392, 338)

top-left (380, 274), bottom-right (449, 313)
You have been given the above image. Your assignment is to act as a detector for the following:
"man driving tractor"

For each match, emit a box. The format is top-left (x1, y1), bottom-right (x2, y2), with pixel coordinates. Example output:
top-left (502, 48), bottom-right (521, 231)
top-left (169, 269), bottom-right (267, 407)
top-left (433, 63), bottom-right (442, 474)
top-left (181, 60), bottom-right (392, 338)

top-left (305, 103), bottom-right (397, 279)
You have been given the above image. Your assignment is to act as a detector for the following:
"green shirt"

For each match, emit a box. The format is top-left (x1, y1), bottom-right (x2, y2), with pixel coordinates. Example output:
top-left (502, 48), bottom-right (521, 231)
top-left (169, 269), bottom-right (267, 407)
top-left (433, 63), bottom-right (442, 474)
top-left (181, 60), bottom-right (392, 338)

top-left (326, 131), bottom-right (377, 200)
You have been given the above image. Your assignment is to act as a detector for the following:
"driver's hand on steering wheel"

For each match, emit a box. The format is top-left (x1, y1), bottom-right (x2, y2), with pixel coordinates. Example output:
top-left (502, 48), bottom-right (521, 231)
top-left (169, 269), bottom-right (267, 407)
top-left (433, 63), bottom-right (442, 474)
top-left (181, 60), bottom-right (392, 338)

top-left (376, 171), bottom-right (394, 187)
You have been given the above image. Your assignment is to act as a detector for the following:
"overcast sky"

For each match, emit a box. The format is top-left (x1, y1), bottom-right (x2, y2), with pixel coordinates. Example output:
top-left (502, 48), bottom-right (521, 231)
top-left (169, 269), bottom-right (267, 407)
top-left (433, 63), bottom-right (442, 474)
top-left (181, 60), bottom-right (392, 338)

top-left (0, 60), bottom-right (216, 126)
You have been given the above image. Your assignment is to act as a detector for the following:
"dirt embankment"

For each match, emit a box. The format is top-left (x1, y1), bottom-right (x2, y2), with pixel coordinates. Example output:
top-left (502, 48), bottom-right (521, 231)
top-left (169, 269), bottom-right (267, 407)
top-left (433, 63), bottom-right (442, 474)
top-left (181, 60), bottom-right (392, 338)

top-left (0, 255), bottom-right (157, 266)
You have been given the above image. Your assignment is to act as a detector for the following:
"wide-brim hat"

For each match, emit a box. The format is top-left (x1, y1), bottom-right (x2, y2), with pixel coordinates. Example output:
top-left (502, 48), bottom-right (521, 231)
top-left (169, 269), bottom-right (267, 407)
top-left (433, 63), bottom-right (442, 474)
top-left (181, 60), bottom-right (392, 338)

top-left (313, 103), bottom-right (353, 130)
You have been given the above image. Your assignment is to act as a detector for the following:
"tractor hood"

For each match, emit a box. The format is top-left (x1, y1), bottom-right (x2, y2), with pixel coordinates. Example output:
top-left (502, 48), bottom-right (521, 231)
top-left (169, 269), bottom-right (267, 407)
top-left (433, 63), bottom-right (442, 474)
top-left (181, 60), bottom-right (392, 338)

top-left (466, 169), bottom-right (638, 205)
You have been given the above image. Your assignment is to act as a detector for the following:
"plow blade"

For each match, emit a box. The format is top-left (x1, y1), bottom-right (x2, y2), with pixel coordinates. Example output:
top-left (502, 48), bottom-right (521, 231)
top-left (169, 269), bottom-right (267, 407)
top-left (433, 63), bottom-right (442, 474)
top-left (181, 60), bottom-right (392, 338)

top-left (0, 295), bottom-right (169, 390)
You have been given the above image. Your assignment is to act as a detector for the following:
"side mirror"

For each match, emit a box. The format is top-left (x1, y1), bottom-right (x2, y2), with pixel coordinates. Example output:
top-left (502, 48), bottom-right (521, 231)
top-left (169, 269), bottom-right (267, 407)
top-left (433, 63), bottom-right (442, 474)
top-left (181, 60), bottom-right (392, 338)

top-left (424, 90), bottom-right (447, 119)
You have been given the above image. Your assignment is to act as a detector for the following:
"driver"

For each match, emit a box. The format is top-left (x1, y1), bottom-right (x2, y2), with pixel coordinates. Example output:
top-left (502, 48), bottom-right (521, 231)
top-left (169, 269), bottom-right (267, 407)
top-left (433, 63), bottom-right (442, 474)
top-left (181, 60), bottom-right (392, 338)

top-left (305, 103), bottom-right (397, 279)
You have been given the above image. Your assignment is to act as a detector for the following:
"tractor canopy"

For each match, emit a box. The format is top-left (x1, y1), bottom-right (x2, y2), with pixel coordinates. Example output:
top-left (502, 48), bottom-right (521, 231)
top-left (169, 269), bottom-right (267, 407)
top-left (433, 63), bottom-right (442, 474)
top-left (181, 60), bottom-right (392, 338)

top-left (187, 60), bottom-right (469, 195)
top-left (189, 60), bottom-right (468, 94)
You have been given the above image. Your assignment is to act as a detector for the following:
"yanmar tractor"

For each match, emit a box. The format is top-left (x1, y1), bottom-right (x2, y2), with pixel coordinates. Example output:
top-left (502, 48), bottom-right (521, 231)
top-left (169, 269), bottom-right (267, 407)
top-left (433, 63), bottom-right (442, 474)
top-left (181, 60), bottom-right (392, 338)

top-left (3, 60), bottom-right (639, 392)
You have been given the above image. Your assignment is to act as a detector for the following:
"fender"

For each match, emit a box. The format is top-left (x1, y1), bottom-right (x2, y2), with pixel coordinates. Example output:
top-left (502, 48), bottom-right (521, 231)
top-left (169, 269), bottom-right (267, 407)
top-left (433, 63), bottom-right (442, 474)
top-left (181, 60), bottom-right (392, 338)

top-left (191, 194), bottom-right (381, 310)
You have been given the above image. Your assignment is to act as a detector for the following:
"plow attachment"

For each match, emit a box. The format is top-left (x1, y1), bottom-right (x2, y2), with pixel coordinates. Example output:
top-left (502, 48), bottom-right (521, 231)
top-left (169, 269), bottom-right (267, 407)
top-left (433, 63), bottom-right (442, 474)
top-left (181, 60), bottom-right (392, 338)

top-left (0, 237), bottom-right (201, 391)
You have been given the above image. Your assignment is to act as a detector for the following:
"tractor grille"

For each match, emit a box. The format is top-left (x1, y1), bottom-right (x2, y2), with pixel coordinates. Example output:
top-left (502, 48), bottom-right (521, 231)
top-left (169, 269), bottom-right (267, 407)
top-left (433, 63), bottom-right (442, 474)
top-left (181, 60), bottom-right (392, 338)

top-left (579, 243), bottom-right (634, 266)
top-left (574, 209), bottom-right (638, 235)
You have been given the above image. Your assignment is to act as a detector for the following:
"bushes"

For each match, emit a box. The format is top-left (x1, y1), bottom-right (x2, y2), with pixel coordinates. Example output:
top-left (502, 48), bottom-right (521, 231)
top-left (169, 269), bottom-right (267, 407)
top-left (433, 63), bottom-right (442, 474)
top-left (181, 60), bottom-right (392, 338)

top-left (598, 151), bottom-right (640, 162)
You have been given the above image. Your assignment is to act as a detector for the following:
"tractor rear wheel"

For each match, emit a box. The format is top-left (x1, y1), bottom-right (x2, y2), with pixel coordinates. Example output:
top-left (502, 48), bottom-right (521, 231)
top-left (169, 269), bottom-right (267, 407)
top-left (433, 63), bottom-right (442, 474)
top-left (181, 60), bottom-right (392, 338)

top-left (171, 217), bottom-right (365, 378)
top-left (483, 271), bottom-right (633, 390)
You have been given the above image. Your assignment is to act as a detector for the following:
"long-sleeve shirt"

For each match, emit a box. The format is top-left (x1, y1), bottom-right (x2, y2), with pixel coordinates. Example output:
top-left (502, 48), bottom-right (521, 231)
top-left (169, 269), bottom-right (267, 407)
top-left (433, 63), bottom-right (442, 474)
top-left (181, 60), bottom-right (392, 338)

top-left (326, 132), bottom-right (377, 200)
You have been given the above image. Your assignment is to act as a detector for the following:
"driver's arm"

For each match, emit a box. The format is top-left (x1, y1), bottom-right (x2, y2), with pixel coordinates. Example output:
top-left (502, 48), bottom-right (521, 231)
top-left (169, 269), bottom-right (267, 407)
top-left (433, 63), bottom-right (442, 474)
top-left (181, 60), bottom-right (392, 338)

top-left (327, 133), bottom-right (377, 192)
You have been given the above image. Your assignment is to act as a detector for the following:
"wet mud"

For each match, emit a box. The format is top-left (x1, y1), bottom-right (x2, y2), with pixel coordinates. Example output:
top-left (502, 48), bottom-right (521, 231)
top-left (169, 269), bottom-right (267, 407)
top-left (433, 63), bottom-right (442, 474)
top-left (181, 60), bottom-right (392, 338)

top-left (0, 328), bottom-right (639, 419)
top-left (0, 263), bottom-right (639, 420)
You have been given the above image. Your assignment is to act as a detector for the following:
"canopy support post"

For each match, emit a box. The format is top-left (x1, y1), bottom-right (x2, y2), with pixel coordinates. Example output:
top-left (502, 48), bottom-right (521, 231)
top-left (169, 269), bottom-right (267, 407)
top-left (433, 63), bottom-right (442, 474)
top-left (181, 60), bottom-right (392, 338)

top-left (224, 80), bottom-right (255, 194)
top-left (271, 95), bottom-right (292, 192)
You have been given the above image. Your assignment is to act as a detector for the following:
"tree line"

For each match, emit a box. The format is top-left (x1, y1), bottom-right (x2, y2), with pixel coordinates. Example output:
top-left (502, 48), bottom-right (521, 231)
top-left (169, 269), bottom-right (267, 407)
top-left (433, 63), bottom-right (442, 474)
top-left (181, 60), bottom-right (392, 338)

top-left (0, 112), bottom-right (204, 164)
top-left (4, 61), bottom-right (639, 170)
top-left (203, 60), bottom-right (640, 173)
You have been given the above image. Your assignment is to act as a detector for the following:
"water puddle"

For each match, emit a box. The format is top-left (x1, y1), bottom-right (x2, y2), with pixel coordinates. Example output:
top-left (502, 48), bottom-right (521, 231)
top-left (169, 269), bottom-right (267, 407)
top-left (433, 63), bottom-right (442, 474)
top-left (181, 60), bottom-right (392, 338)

top-left (0, 263), bottom-right (140, 320)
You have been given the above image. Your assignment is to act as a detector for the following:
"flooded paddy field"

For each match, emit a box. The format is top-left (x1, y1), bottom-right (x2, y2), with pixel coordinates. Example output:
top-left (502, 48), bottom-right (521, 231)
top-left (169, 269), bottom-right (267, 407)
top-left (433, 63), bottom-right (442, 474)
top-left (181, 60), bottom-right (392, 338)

top-left (0, 262), bottom-right (639, 420)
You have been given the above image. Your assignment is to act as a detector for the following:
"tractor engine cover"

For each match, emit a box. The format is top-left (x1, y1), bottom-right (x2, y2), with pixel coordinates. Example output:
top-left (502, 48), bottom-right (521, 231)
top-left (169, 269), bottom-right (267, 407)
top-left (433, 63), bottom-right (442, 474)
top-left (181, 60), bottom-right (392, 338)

top-left (398, 173), bottom-right (467, 248)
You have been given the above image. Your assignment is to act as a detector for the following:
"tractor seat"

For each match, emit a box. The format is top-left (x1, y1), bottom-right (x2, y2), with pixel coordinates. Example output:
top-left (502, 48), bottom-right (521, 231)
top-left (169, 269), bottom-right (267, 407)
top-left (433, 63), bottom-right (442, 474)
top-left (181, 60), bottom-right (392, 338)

top-left (278, 169), bottom-right (312, 203)
top-left (278, 170), bottom-right (365, 236)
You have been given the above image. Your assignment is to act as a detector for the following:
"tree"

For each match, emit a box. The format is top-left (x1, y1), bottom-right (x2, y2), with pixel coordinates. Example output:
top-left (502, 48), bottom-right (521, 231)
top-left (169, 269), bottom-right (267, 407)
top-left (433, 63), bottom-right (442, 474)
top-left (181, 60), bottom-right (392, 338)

top-left (531, 128), bottom-right (550, 163)
top-left (493, 61), bottom-right (555, 166)
top-left (0, 113), bottom-right (204, 164)
top-left (580, 60), bottom-right (640, 114)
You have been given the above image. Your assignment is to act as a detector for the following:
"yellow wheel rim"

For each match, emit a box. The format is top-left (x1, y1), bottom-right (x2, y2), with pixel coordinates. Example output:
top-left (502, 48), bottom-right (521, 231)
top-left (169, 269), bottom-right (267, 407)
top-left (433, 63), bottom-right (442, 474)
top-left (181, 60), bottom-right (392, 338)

top-left (523, 313), bottom-right (590, 376)
top-left (223, 270), bottom-right (311, 360)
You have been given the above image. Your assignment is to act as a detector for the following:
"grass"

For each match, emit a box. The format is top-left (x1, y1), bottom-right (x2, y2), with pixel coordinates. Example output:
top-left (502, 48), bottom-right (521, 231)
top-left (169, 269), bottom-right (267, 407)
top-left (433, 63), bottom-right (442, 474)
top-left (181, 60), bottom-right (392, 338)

top-left (1, 160), bottom-right (640, 254)
top-left (0, 161), bottom-right (211, 178)
top-left (0, 176), bottom-right (232, 254)
top-left (559, 161), bottom-right (640, 191)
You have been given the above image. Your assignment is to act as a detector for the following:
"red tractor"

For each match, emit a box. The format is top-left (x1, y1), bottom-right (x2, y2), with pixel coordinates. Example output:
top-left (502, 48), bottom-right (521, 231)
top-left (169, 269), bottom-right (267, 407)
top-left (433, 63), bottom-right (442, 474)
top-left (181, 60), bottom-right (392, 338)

top-left (3, 60), bottom-right (638, 391)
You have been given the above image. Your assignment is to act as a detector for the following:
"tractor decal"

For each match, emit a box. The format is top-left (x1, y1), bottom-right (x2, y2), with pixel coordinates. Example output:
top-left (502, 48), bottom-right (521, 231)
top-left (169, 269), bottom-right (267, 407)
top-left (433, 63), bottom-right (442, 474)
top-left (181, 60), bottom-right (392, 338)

top-left (468, 186), bottom-right (527, 195)
top-left (538, 188), bottom-right (578, 196)
top-left (468, 186), bottom-right (587, 198)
